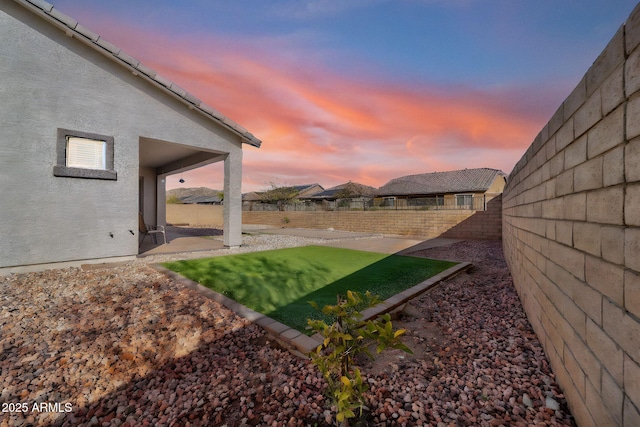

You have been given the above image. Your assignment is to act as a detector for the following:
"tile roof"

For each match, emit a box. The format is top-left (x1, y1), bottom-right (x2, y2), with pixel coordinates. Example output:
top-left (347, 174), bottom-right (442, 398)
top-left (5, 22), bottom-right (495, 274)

top-left (378, 168), bottom-right (506, 196)
top-left (291, 184), bottom-right (322, 193)
top-left (13, 0), bottom-right (261, 148)
top-left (307, 182), bottom-right (377, 199)
top-left (180, 195), bottom-right (222, 204)
top-left (242, 184), bottom-right (323, 201)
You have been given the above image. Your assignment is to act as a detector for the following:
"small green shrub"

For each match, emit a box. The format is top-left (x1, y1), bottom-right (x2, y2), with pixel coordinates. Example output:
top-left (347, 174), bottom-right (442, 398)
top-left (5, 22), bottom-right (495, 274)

top-left (166, 195), bottom-right (183, 204)
top-left (307, 291), bottom-right (412, 425)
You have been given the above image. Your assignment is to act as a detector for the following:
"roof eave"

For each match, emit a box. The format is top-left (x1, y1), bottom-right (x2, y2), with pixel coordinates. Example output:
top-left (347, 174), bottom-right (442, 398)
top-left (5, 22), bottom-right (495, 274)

top-left (15, 0), bottom-right (262, 149)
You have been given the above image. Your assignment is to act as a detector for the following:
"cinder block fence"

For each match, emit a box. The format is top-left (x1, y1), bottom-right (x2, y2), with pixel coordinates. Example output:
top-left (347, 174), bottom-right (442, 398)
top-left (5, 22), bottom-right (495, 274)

top-left (503, 4), bottom-right (640, 426)
top-left (242, 195), bottom-right (502, 240)
top-left (168, 196), bottom-right (503, 240)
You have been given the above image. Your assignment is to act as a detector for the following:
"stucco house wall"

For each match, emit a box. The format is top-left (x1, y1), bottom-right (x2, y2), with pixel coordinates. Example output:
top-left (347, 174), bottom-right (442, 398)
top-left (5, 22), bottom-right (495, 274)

top-left (0, 1), bottom-right (258, 271)
top-left (375, 168), bottom-right (506, 210)
top-left (485, 174), bottom-right (507, 196)
top-left (503, 3), bottom-right (640, 426)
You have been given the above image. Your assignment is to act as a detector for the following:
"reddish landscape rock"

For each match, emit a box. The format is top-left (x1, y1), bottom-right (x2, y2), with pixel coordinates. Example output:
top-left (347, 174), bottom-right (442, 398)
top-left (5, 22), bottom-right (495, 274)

top-left (0, 239), bottom-right (575, 426)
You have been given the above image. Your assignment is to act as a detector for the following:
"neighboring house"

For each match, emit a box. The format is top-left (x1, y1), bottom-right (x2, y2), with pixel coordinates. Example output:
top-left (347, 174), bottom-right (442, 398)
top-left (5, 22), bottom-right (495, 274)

top-left (294, 184), bottom-right (325, 199)
top-left (242, 191), bottom-right (263, 204)
top-left (243, 183), bottom-right (324, 202)
top-left (167, 187), bottom-right (223, 204)
top-left (304, 182), bottom-right (377, 201)
top-left (0, 1), bottom-right (261, 271)
top-left (242, 184), bottom-right (324, 210)
top-left (376, 168), bottom-right (506, 210)
top-left (180, 195), bottom-right (223, 205)
top-left (304, 182), bottom-right (377, 210)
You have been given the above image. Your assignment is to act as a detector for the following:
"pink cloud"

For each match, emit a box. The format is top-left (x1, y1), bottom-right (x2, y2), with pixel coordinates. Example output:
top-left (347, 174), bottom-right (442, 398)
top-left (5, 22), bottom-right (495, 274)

top-left (80, 18), bottom-right (553, 192)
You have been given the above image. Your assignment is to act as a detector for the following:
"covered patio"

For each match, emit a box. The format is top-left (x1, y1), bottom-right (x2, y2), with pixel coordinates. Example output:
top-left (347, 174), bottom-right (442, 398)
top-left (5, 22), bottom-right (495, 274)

top-left (138, 137), bottom-right (242, 254)
top-left (138, 225), bottom-right (225, 256)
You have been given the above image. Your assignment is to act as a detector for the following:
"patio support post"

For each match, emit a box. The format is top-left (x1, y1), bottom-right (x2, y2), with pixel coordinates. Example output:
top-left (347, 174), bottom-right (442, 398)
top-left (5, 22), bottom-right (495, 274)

top-left (157, 174), bottom-right (167, 226)
top-left (223, 150), bottom-right (243, 247)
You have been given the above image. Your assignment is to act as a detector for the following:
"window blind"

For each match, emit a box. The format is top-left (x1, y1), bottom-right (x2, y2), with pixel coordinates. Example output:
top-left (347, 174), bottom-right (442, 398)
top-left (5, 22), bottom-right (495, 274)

top-left (66, 137), bottom-right (106, 169)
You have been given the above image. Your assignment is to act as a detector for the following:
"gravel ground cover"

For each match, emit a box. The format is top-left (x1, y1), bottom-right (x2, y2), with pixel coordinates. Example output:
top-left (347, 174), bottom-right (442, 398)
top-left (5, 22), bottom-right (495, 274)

top-left (0, 236), bottom-right (576, 426)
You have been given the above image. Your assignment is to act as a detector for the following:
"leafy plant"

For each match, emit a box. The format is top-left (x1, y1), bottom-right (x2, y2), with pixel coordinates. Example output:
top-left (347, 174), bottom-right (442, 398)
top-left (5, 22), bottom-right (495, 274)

top-left (337, 199), bottom-right (351, 209)
top-left (260, 182), bottom-right (300, 211)
top-left (334, 181), bottom-right (374, 199)
top-left (166, 194), bottom-right (183, 204)
top-left (307, 291), bottom-right (412, 425)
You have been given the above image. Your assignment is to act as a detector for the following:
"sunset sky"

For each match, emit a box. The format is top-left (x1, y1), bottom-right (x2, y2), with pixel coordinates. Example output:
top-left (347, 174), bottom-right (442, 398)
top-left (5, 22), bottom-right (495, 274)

top-left (52, 0), bottom-right (637, 192)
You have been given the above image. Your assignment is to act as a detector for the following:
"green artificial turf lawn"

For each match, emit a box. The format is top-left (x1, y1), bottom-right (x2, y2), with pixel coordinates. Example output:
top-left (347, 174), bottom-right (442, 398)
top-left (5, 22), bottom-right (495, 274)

top-left (163, 245), bottom-right (456, 333)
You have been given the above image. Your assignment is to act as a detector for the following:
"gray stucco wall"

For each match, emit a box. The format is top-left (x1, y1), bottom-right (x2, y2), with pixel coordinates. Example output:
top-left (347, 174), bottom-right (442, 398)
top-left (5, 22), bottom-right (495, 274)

top-left (0, 3), bottom-right (244, 268)
top-left (139, 166), bottom-right (158, 226)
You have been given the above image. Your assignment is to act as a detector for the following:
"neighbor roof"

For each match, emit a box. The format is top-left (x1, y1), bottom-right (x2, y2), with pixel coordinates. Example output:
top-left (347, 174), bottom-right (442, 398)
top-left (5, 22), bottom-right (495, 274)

top-left (378, 168), bottom-right (506, 196)
top-left (307, 182), bottom-right (377, 199)
top-left (14, 0), bottom-right (261, 148)
top-left (180, 195), bottom-right (222, 204)
top-left (242, 183), bottom-right (323, 201)
top-left (291, 184), bottom-right (323, 193)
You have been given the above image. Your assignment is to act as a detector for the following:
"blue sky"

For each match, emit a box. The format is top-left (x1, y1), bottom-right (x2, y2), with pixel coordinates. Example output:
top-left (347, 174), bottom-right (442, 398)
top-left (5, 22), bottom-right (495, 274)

top-left (52, 0), bottom-right (638, 191)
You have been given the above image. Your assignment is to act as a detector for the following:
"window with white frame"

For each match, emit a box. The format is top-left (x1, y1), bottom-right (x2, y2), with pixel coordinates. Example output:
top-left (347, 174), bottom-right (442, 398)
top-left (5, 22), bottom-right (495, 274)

top-left (54, 128), bottom-right (116, 180)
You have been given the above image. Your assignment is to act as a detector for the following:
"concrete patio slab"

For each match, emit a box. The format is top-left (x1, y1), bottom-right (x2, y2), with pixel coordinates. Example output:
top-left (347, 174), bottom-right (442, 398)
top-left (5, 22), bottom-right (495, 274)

top-left (139, 236), bottom-right (225, 257)
top-left (139, 225), bottom-right (225, 257)
top-left (140, 226), bottom-right (464, 259)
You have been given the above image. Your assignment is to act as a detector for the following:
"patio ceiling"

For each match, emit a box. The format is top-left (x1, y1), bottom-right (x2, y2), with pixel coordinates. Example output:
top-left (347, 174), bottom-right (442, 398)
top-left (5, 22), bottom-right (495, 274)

top-left (139, 137), bottom-right (226, 175)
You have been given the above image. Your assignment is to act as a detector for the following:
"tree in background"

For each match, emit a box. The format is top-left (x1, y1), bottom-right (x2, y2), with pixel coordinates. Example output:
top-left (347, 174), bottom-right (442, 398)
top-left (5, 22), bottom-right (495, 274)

top-left (166, 194), bottom-right (183, 204)
top-left (259, 182), bottom-right (300, 211)
top-left (335, 181), bottom-right (365, 199)
top-left (335, 182), bottom-right (374, 210)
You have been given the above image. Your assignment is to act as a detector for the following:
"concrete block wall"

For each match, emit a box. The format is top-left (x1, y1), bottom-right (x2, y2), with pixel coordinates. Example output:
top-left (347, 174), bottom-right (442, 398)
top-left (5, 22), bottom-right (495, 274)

top-left (243, 196), bottom-right (502, 240)
top-left (242, 210), bottom-right (471, 238)
top-left (503, 5), bottom-right (640, 426)
top-left (166, 204), bottom-right (224, 227)
top-left (168, 194), bottom-right (503, 239)
top-left (441, 195), bottom-right (503, 240)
